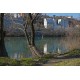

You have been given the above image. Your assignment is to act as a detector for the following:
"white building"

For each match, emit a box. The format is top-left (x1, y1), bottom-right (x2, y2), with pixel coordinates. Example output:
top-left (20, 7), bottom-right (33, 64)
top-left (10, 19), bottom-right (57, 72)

top-left (14, 13), bottom-right (18, 18)
top-left (44, 18), bottom-right (47, 29)
top-left (58, 19), bottom-right (62, 24)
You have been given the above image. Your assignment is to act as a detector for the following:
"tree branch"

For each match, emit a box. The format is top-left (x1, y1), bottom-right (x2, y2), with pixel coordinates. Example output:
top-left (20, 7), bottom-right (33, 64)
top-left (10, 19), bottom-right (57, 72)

top-left (28, 13), bottom-right (39, 23)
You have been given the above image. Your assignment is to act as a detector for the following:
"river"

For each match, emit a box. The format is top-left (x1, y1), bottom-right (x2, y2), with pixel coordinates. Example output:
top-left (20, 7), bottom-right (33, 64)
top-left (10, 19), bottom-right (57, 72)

top-left (4, 37), bottom-right (80, 59)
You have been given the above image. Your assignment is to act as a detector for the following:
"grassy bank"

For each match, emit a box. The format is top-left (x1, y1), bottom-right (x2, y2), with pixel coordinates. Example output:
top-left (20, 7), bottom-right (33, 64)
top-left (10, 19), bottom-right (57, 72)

top-left (63, 49), bottom-right (80, 58)
top-left (53, 58), bottom-right (80, 66)
top-left (0, 49), bottom-right (80, 66)
top-left (0, 54), bottom-right (55, 66)
top-left (43, 49), bottom-right (80, 66)
top-left (53, 49), bottom-right (80, 66)
top-left (0, 56), bottom-right (49, 66)
top-left (0, 57), bottom-right (20, 66)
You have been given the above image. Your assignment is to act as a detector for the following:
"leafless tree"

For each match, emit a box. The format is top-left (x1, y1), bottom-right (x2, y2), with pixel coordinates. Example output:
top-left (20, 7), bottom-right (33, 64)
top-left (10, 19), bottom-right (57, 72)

top-left (9, 13), bottom-right (43, 57)
top-left (0, 13), bottom-right (8, 57)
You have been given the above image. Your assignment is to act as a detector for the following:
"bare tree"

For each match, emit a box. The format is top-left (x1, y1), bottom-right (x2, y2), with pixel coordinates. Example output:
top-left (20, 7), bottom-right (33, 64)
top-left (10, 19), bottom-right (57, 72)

top-left (9, 13), bottom-right (43, 57)
top-left (23, 13), bottom-right (44, 57)
top-left (0, 13), bottom-right (8, 57)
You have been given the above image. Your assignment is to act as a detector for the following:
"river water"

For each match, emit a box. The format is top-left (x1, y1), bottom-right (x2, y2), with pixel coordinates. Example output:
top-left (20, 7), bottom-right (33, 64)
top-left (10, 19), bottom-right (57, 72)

top-left (4, 37), bottom-right (80, 59)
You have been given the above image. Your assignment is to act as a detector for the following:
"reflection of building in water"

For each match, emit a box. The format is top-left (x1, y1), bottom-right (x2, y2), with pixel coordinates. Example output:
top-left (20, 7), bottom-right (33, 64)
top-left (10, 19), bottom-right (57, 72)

top-left (14, 53), bottom-right (18, 59)
top-left (43, 43), bottom-right (62, 54)
top-left (43, 43), bottom-right (48, 54)
top-left (57, 48), bottom-right (61, 54)
top-left (10, 52), bottom-right (24, 60)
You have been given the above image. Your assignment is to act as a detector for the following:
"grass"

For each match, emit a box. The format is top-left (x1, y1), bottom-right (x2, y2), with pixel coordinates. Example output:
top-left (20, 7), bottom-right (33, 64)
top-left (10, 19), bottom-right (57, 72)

top-left (43, 49), bottom-right (80, 66)
top-left (20, 54), bottom-right (54, 66)
top-left (0, 49), bottom-right (80, 66)
top-left (64, 49), bottom-right (80, 58)
top-left (43, 54), bottom-right (54, 59)
top-left (0, 57), bottom-right (20, 66)
top-left (0, 56), bottom-right (49, 66)
top-left (53, 58), bottom-right (80, 66)
top-left (20, 58), bottom-right (38, 66)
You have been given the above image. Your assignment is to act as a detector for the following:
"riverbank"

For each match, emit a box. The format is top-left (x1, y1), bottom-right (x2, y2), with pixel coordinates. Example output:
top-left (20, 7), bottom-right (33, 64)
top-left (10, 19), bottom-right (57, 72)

top-left (0, 49), bottom-right (80, 66)
top-left (43, 49), bottom-right (80, 66)
top-left (43, 58), bottom-right (80, 66)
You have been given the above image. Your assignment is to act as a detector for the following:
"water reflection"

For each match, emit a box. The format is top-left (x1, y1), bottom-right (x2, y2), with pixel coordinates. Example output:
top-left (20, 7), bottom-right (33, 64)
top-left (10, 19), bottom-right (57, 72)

top-left (43, 44), bottom-right (62, 54)
top-left (10, 52), bottom-right (24, 60)
top-left (57, 48), bottom-right (61, 54)
top-left (5, 37), bottom-right (80, 59)
top-left (43, 43), bottom-right (48, 54)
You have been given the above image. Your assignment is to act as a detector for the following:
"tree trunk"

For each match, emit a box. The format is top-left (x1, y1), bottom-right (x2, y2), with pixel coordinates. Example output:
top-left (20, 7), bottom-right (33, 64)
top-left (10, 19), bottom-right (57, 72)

top-left (31, 21), bottom-right (35, 46)
top-left (24, 13), bottom-right (43, 57)
top-left (0, 13), bottom-right (8, 57)
top-left (29, 21), bottom-right (43, 57)
top-left (29, 45), bottom-right (42, 57)
top-left (25, 27), bottom-right (43, 57)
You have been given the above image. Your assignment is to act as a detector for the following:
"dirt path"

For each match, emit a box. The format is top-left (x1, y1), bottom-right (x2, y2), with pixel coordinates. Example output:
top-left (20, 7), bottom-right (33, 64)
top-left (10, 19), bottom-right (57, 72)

top-left (42, 58), bottom-right (79, 66)
top-left (42, 59), bottom-right (63, 66)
